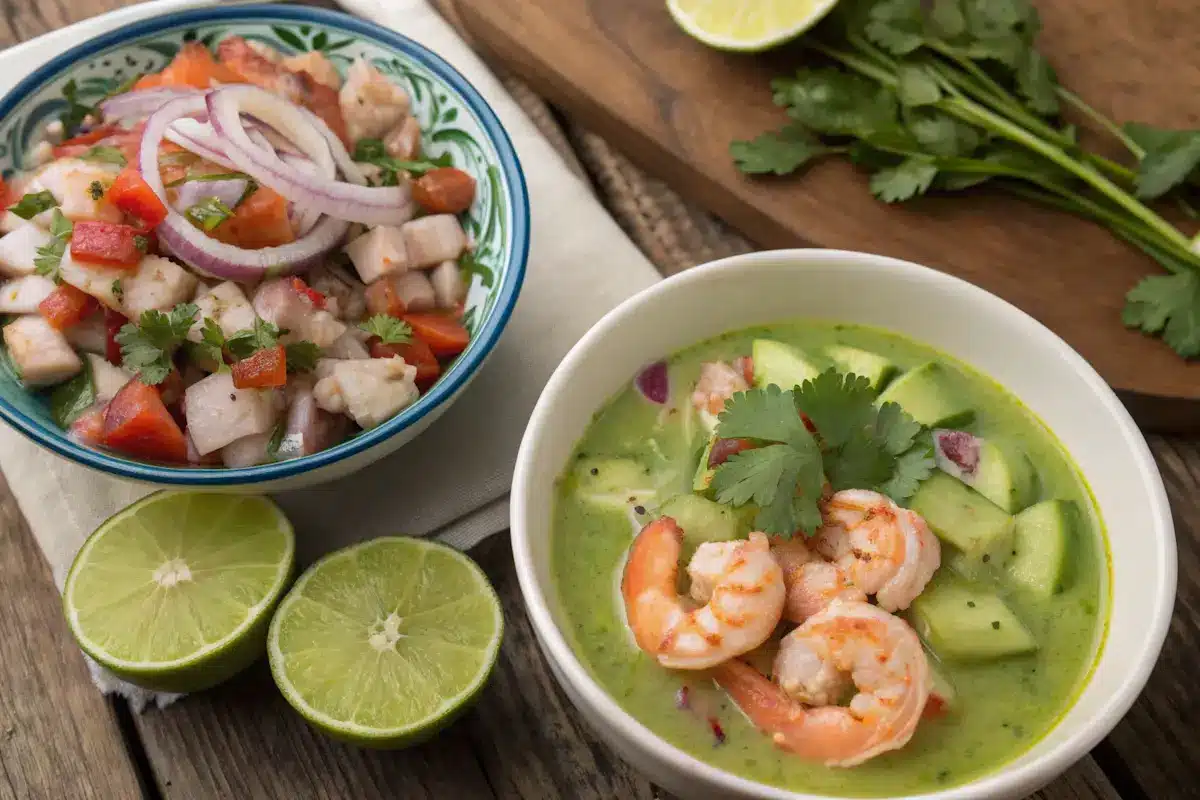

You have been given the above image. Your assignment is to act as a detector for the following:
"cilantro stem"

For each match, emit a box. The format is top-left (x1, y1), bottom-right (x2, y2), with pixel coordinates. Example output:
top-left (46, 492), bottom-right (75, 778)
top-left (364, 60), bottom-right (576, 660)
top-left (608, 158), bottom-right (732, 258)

top-left (1055, 87), bottom-right (1144, 159)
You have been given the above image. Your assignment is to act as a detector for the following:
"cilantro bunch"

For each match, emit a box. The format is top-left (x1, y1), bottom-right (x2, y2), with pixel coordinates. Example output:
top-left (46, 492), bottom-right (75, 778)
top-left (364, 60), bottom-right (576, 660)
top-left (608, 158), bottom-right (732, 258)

top-left (710, 370), bottom-right (934, 537)
top-left (733, 0), bottom-right (1200, 358)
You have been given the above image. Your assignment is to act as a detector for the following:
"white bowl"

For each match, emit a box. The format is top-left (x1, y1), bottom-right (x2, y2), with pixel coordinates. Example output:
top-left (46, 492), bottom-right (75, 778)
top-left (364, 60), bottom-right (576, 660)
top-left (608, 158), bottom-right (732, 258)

top-left (510, 249), bottom-right (1176, 800)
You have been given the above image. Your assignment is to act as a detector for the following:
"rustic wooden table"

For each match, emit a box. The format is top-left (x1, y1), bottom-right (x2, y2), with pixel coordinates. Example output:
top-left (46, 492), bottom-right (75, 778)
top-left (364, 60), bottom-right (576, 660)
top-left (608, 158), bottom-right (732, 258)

top-left (0, 2), bottom-right (1196, 799)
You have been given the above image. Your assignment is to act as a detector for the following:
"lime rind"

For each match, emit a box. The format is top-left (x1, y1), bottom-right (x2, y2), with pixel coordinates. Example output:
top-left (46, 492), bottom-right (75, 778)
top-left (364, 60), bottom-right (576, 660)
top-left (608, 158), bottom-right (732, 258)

top-left (267, 537), bottom-right (503, 746)
top-left (63, 491), bottom-right (294, 690)
top-left (666, 0), bottom-right (841, 52)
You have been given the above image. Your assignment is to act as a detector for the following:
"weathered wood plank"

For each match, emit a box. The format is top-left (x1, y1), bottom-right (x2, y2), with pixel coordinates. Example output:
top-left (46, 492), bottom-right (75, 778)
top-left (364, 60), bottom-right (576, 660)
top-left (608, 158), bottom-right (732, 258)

top-left (0, 472), bottom-right (144, 800)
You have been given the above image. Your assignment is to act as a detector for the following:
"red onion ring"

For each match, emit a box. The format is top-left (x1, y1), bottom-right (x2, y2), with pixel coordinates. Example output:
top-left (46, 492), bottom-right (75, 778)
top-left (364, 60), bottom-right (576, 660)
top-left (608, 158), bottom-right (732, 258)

top-left (140, 95), bottom-right (348, 282)
top-left (207, 85), bottom-right (409, 224)
top-left (100, 87), bottom-right (200, 122)
top-left (164, 118), bottom-right (238, 170)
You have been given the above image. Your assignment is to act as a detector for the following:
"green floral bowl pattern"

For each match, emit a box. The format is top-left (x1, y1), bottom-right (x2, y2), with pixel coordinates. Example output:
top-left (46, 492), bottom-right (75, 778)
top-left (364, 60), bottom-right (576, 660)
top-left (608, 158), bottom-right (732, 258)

top-left (0, 4), bottom-right (529, 487)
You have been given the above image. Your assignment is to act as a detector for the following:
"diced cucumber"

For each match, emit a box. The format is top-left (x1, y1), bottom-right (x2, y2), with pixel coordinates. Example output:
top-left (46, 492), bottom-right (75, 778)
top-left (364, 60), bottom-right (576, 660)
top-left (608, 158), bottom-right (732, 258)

top-left (972, 440), bottom-right (1036, 513)
top-left (927, 653), bottom-right (958, 713)
top-left (573, 457), bottom-right (656, 509)
top-left (942, 545), bottom-right (996, 584)
top-left (825, 344), bottom-right (897, 391)
top-left (909, 472), bottom-right (1014, 568)
top-left (692, 434), bottom-right (716, 495)
top-left (752, 339), bottom-right (821, 390)
top-left (909, 581), bottom-right (1038, 661)
top-left (876, 362), bottom-right (974, 428)
top-left (658, 494), bottom-right (747, 554)
top-left (1006, 500), bottom-right (1076, 596)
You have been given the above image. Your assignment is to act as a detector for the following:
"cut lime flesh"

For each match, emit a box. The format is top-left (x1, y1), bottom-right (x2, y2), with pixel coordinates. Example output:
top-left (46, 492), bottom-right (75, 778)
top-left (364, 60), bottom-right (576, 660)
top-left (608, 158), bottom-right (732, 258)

top-left (63, 491), bottom-right (295, 693)
top-left (667, 0), bottom-right (841, 52)
top-left (268, 537), bottom-right (503, 748)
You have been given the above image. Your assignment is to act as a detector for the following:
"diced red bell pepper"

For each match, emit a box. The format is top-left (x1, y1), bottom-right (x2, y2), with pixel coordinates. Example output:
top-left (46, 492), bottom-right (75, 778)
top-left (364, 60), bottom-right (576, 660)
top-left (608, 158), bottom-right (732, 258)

top-left (69, 221), bottom-right (146, 268)
top-left (232, 345), bottom-right (287, 389)
top-left (107, 167), bottom-right (168, 227)
top-left (103, 379), bottom-right (188, 463)
top-left (290, 277), bottom-right (326, 309)
top-left (38, 283), bottom-right (98, 330)
top-left (104, 307), bottom-right (128, 366)
top-left (402, 313), bottom-right (471, 359)
top-left (67, 405), bottom-right (107, 448)
top-left (369, 336), bottom-right (440, 389)
top-left (364, 278), bottom-right (407, 318)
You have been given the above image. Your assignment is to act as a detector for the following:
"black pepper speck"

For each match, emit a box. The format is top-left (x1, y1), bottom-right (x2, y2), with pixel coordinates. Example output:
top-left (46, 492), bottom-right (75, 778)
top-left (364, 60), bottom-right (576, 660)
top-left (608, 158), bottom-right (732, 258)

top-left (991, 621), bottom-right (1000, 630)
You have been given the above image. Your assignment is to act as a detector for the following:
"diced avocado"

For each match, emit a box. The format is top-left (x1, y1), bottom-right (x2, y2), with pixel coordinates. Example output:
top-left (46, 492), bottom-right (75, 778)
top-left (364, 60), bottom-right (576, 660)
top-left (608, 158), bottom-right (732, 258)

top-left (658, 494), bottom-right (747, 554)
top-left (1006, 500), bottom-right (1076, 596)
top-left (909, 472), bottom-right (1014, 568)
top-left (693, 434), bottom-right (717, 495)
top-left (876, 362), bottom-right (974, 428)
top-left (825, 344), bottom-right (898, 391)
top-left (972, 440), bottom-right (1037, 513)
top-left (752, 339), bottom-right (821, 390)
top-left (909, 581), bottom-right (1038, 661)
top-left (573, 457), bottom-right (655, 509)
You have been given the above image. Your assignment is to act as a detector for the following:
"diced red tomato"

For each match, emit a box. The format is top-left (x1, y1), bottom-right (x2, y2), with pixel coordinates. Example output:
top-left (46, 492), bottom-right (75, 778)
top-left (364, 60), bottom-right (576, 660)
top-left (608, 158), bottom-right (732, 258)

top-left (133, 74), bottom-right (164, 91)
top-left (206, 186), bottom-right (295, 249)
top-left (708, 438), bottom-right (756, 468)
top-left (68, 405), bottom-right (107, 448)
top-left (0, 176), bottom-right (12, 209)
top-left (107, 167), bottom-right (168, 227)
top-left (369, 336), bottom-right (440, 389)
top-left (155, 42), bottom-right (244, 89)
top-left (232, 345), bottom-right (287, 389)
top-left (38, 283), bottom-right (98, 330)
top-left (105, 307), bottom-right (128, 366)
top-left (364, 278), bottom-right (407, 318)
top-left (51, 124), bottom-right (121, 158)
top-left (402, 313), bottom-right (471, 358)
top-left (102, 379), bottom-right (188, 463)
top-left (69, 221), bottom-right (145, 268)
top-left (923, 694), bottom-right (948, 719)
top-left (290, 277), bottom-right (326, 309)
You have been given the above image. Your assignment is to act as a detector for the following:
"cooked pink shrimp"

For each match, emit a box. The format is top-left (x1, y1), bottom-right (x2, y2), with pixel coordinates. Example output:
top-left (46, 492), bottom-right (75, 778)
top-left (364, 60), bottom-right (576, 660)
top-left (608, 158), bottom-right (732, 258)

top-left (622, 520), bottom-right (785, 670)
top-left (715, 600), bottom-right (931, 767)
top-left (812, 490), bottom-right (940, 612)
top-left (771, 537), bottom-right (867, 623)
top-left (690, 361), bottom-right (749, 416)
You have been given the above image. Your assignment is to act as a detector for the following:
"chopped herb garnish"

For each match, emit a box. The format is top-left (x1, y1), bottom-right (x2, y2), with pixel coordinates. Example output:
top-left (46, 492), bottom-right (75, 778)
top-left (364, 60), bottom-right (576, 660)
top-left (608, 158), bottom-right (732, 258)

top-left (185, 197), bottom-right (235, 231)
top-left (111, 279), bottom-right (123, 301)
top-left (115, 302), bottom-right (199, 385)
top-left (88, 181), bottom-right (106, 201)
top-left (710, 369), bottom-right (935, 536)
top-left (284, 341), bottom-right (321, 373)
top-left (8, 189), bottom-right (58, 220)
top-left (59, 79), bottom-right (97, 138)
top-left (353, 136), bottom-right (452, 182)
top-left (359, 314), bottom-right (412, 345)
top-left (225, 318), bottom-right (283, 360)
top-left (33, 210), bottom-right (73, 283)
top-left (133, 234), bottom-right (149, 253)
top-left (266, 423), bottom-right (285, 460)
top-left (353, 138), bottom-right (386, 160)
top-left (80, 146), bottom-right (127, 167)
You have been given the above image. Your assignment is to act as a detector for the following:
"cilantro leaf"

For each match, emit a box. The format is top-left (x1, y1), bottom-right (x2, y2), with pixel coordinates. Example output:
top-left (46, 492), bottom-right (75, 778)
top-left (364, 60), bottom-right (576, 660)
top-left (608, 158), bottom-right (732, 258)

top-left (9, 190), bottom-right (58, 220)
top-left (873, 400), bottom-right (924, 455)
top-left (80, 146), bottom-right (127, 167)
top-left (927, 0), bottom-right (967, 38)
top-left (869, 157), bottom-right (939, 202)
top-left (879, 443), bottom-right (936, 501)
top-left (716, 383), bottom-right (811, 448)
top-left (359, 314), bottom-right (412, 345)
top-left (59, 79), bottom-right (97, 138)
top-left (266, 423), bottom-right (285, 460)
top-left (185, 197), bottom-right (235, 231)
top-left (906, 109), bottom-right (982, 157)
top-left (226, 318), bottom-right (283, 360)
top-left (1122, 272), bottom-right (1200, 357)
top-left (712, 443), bottom-right (824, 536)
top-left (1122, 124), bottom-right (1200, 199)
top-left (115, 303), bottom-right (199, 384)
top-left (33, 210), bottom-right (73, 283)
top-left (794, 370), bottom-right (876, 448)
top-left (825, 429), bottom-right (895, 491)
top-left (353, 137), bottom-right (454, 183)
top-left (284, 341), bottom-right (321, 373)
top-left (896, 64), bottom-right (941, 107)
top-left (459, 250), bottom-right (495, 288)
top-left (777, 69), bottom-right (898, 137)
top-left (864, 0), bottom-right (925, 56)
top-left (88, 181), bottom-right (105, 201)
top-left (1014, 49), bottom-right (1059, 116)
top-left (353, 138), bottom-right (386, 160)
top-left (192, 317), bottom-right (227, 365)
top-left (731, 125), bottom-right (833, 176)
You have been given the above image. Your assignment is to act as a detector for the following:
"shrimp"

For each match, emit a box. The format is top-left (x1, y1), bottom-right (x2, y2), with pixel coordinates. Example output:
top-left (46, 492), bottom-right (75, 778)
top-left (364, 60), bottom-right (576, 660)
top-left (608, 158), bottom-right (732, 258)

top-left (772, 537), bottom-right (868, 622)
top-left (622, 520), bottom-right (785, 670)
top-left (812, 490), bottom-right (940, 612)
top-left (691, 361), bottom-right (749, 416)
top-left (714, 601), bottom-right (931, 767)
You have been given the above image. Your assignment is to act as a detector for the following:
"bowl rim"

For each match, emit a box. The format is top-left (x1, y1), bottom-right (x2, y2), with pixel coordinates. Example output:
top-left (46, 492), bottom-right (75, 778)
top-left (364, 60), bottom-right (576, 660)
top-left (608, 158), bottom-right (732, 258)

top-left (0, 2), bottom-right (530, 484)
top-left (510, 248), bottom-right (1177, 800)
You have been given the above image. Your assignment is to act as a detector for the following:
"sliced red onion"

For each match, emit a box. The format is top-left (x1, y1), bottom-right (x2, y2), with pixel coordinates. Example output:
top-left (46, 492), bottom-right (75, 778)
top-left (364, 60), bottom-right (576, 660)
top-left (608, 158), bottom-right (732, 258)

top-left (165, 118), bottom-right (238, 170)
top-left (280, 154), bottom-right (324, 236)
top-left (100, 87), bottom-right (200, 122)
top-left (207, 85), bottom-right (408, 224)
top-left (932, 429), bottom-right (981, 481)
top-left (140, 95), bottom-right (348, 282)
top-left (635, 361), bottom-right (670, 405)
top-left (171, 177), bottom-right (250, 214)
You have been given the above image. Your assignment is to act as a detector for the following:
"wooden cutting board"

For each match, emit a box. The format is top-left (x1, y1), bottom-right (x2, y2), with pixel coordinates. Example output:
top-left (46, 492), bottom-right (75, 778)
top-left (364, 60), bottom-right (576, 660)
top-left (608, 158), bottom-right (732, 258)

top-left (445, 0), bottom-right (1200, 430)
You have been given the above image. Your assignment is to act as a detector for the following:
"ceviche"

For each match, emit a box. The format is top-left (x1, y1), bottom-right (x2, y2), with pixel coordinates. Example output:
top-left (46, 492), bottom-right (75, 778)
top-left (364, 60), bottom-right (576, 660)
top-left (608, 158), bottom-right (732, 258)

top-left (0, 38), bottom-right (484, 467)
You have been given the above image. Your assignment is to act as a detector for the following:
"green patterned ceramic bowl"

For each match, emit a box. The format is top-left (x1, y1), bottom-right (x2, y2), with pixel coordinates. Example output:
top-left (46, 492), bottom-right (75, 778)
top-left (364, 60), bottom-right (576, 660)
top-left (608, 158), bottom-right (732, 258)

top-left (0, 3), bottom-right (529, 489)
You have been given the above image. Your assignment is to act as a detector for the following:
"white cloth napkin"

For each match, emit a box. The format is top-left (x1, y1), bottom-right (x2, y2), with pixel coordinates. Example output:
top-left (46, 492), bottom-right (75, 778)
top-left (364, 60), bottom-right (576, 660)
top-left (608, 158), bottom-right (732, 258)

top-left (0, 0), bottom-right (660, 699)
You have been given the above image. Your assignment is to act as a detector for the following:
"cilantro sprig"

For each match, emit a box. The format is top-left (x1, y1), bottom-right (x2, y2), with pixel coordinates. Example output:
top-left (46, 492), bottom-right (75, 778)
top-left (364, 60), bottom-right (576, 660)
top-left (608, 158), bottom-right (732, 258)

top-left (352, 138), bottom-right (454, 184)
top-left (710, 369), bottom-right (934, 537)
top-left (185, 197), bottom-right (235, 232)
top-left (733, 0), bottom-right (1200, 358)
top-left (359, 314), bottom-right (412, 345)
top-left (9, 190), bottom-right (59, 220)
top-left (115, 303), bottom-right (199, 385)
top-left (205, 317), bottom-right (320, 372)
top-left (59, 79), bottom-right (97, 138)
top-left (33, 210), bottom-right (73, 283)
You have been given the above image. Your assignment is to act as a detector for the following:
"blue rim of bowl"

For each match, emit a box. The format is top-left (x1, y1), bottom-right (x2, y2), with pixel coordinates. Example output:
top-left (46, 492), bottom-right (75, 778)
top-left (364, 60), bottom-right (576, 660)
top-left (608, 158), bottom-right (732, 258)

top-left (0, 3), bottom-right (530, 485)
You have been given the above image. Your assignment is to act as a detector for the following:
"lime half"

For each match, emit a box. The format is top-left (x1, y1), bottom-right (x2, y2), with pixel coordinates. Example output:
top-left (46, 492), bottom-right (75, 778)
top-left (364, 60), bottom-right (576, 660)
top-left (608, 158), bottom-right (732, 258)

top-left (268, 537), bottom-right (503, 747)
top-left (667, 0), bottom-right (840, 51)
top-left (64, 491), bottom-right (295, 693)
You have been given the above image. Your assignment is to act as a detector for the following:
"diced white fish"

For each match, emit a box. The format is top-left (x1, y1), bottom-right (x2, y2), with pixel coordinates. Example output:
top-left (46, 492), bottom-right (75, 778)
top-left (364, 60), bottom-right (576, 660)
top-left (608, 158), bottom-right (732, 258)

top-left (307, 263), bottom-right (366, 322)
top-left (401, 215), bottom-right (467, 269)
top-left (339, 58), bottom-right (411, 143)
top-left (221, 432), bottom-right (274, 468)
top-left (188, 281), bottom-right (257, 340)
top-left (276, 386), bottom-right (349, 459)
top-left (430, 260), bottom-right (466, 309)
top-left (84, 352), bottom-right (132, 402)
top-left (64, 311), bottom-right (107, 354)
top-left (32, 158), bottom-right (122, 223)
top-left (282, 51), bottom-right (342, 90)
top-left (384, 116), bottom-right (422, 160)
top-left (253, 278), bottom-right (346, 348)
top-left (120, 255), bottom-right (199, 319)
top-left (2, 314), bottom-right (82, 386)
top-left (0, 275), bottom-right (55, 313)
top-left (372, 271), bottom-right (436, 315)
top-left (325, 331), bottom-right (371, 359)
top-left (0, 223), bottom-right (53, 277)
top-left (58, 251), bottom-right (125, 309)
top-left (343, 225), bottom-right (409, 284)
top-left (313, 356), bottom-right (418, 429)
top-left (185, 371), bottom-right (279, 456)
